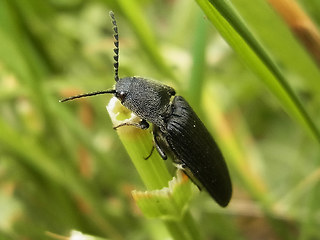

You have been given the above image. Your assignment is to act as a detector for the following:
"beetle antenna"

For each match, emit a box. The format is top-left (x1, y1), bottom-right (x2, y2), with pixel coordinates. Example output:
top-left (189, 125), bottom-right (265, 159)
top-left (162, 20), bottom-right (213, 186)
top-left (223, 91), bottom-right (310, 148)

top-left (109, 11), bottom-right (119, 82)
top-left (59, 89), bottom-right (116, 102)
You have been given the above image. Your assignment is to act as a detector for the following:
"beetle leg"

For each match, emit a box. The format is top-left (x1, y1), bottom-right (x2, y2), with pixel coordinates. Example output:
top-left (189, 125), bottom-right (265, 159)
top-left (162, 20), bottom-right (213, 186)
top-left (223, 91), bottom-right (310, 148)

top-left (153, 133), bottom-right (167, 160)
top-left (144, 145), bottom-right (155, 160)
top-left (139, 119), bottom-right (149, 129)
top-left (113, 119), bottom-right (149, 130)
top-left (145, 133), bottom-right (168, 160)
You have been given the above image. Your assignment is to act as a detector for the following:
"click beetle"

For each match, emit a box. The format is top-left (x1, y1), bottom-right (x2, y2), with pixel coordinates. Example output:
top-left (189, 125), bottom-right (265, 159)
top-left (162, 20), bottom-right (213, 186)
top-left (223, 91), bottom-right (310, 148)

top-left (61, 11), bottom-right (232, 207)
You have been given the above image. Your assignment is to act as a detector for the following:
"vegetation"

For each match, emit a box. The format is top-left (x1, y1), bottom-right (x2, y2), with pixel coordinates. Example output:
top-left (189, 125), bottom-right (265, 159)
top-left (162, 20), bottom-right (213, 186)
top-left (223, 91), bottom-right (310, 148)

top-left (0, 0), bottom-right (319, 239)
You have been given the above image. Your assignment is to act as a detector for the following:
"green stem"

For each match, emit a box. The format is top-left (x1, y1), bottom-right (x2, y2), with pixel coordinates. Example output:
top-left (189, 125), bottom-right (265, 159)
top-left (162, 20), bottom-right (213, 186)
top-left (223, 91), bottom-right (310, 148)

top-left (107, 97), bottom-right (171, 189)
top-left (182, 211), bottom-right (204, 240)
top-left (106, 97), bottom-right (203, 240)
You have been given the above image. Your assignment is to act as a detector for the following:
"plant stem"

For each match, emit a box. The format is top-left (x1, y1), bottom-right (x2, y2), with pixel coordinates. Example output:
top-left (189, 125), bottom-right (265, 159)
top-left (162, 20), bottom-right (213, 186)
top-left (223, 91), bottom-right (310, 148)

top-left (106, 97), bottom-right (203, 240)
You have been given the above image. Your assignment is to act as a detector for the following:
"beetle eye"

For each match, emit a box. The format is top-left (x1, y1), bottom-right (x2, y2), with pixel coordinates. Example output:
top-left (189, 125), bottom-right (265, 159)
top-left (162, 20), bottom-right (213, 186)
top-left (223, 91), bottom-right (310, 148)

top-left (116, 91), bottom-right (127, 102)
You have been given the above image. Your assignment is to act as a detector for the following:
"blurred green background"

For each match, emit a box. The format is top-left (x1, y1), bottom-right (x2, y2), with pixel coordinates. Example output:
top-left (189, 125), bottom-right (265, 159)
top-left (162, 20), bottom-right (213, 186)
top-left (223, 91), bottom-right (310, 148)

top-left (1, 0), bottom-right (320, 239)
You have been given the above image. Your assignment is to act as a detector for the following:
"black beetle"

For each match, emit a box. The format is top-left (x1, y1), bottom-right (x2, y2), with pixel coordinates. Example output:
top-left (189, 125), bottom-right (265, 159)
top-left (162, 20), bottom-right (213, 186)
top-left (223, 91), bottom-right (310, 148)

top-left (61, 11), bottom-right (232, 207)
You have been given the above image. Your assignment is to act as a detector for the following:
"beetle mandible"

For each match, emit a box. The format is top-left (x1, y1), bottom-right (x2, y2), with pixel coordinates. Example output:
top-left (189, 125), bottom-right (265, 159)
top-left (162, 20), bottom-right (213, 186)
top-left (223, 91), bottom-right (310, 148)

top-left (60, 11), bottom-right (232, 207)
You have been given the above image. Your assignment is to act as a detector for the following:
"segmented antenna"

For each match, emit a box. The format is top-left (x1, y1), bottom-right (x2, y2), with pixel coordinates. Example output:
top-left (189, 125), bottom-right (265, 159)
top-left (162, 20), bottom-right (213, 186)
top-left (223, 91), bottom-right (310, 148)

top-left (109, 11), bottom-right (119, 82)
top-left (59, 11), bottom-right (120, 103)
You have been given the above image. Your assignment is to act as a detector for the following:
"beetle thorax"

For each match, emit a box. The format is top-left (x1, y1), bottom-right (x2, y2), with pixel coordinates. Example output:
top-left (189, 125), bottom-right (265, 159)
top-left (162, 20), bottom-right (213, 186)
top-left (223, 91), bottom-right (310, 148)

top-left (115, 77), bottom-right (175, 127)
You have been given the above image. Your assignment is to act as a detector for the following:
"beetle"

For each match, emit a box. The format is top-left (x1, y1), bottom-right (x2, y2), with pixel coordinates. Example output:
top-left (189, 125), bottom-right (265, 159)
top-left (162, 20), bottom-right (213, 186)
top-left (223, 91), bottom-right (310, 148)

top-left (61, 11), bottom-right (232, 207)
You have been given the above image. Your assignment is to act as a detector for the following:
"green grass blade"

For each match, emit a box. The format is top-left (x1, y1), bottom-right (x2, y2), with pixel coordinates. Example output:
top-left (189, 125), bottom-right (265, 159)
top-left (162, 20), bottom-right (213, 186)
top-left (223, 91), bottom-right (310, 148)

top-left (195, 0), bottom-right (320, 143)
top-left (187, 11), bottom-right (209, 108)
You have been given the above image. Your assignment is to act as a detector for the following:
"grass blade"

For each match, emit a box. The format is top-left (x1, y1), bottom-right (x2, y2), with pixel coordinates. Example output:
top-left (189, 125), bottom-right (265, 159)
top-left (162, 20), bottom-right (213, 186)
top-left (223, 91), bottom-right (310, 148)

top-left (195, 0), bottom-right (320, 143)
